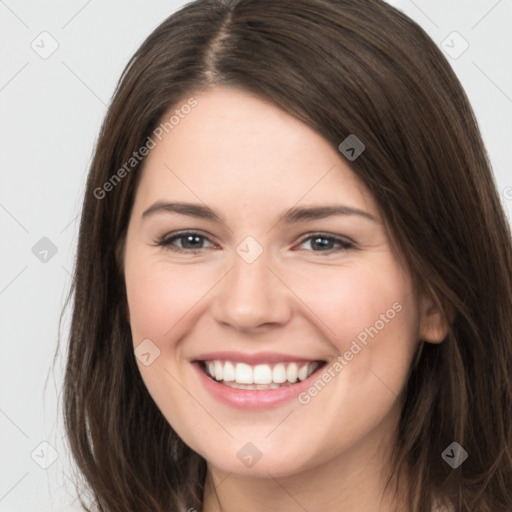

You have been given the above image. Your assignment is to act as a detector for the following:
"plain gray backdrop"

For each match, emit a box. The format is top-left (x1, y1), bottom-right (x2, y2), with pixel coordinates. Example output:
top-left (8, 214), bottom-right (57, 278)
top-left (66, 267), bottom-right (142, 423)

top-left (1, 0), bottom-right (511, 510)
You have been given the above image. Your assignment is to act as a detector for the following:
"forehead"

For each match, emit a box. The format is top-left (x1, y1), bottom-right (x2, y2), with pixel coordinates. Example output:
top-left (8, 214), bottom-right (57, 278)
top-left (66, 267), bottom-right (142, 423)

top-left (133, 87), bottom-right (378, 219)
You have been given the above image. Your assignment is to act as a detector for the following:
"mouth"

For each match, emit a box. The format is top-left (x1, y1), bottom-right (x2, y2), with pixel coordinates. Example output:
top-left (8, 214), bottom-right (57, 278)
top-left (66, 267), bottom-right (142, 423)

top-left (197, 359), bottom-right (327, 390)
top-left (191, 351), bottom-right (329, 409)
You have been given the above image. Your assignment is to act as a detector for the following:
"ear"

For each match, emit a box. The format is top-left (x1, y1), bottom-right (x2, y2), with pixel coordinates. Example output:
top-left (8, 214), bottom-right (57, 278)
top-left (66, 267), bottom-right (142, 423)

top-left (418, 286), bottom-right (454, 344)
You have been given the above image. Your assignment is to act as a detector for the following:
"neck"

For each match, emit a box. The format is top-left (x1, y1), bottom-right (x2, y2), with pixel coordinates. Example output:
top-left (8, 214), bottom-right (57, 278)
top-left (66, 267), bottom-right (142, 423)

top-left (202, 405), bottom-right (408, 512)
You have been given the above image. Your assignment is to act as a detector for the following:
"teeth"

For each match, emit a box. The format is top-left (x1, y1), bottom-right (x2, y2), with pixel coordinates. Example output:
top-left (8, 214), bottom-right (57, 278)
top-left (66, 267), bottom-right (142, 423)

top-left (272, 363), bottom-right (287, 384)
top-left (235, 363), bottom-right (253, 384)
top-left (253, 364), bottom-right (273, 384)
top-left (286, 363), bottom-right (298, 383)
top-left (203, 360), bottom-right (320, 386)
top-left (298, 363), bottom-right (309, 381)
top-left (222, 381), bottom-right (292, 390)
top-left (223, 361), bottom-right (235, 382)
top-left (214, 360), bottom-right (224, 381)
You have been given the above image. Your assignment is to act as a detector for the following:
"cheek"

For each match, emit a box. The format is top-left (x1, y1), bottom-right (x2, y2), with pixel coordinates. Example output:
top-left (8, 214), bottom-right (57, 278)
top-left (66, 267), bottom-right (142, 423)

top-left (124, 255), bottom-right (215, 426)
top-left (125, 255), bottom-right (213, 346)
top-left (282, 257), bottom-right (421, 417)
top-left (284, 259), bottom-right (417, 352)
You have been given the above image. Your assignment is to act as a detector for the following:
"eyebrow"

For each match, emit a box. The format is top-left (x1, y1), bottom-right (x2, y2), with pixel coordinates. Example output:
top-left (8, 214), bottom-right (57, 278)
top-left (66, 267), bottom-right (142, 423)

top-left (141, 201), bottom-right (378, 224)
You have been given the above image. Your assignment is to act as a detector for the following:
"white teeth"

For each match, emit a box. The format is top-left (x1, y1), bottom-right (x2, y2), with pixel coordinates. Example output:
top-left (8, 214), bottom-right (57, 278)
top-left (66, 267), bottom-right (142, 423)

top-left (286, 363), bottom-right (298, 383)
top-left (222, 382), bottom-right (291, 390)
top-left (223, 361), bottom-right (235, 382)
top-left (203, 360), bottom-right (320, 386)
top-left (272, 363), bottom-right (287, 383)
top-left (253, 364), bottom-right (273, 384)
top-left (235, 363), bottom-right (253, 384)
top-left (214, 360), bottom-right (224, 381)
top-left (298, 363), bottom-right (309, 382)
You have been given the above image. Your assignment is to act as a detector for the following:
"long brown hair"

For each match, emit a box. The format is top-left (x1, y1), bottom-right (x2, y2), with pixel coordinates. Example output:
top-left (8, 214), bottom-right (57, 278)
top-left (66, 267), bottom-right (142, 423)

top-left (58, 0), bottom-right (512, 510)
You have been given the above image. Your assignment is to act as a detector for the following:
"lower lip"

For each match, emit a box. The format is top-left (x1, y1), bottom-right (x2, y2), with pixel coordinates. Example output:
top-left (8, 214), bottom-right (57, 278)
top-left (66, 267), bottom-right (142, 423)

top-left (192, 362), bottom-right (324, 410)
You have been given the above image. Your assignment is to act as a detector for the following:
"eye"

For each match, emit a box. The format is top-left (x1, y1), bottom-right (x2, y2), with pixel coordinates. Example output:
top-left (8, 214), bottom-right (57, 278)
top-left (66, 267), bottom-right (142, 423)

top-left (155, 231), bottom-right (354, 254)
top-left (157, 231), bottom-right (216, 253)
top-left (296, 233), bottom-right (354, 253)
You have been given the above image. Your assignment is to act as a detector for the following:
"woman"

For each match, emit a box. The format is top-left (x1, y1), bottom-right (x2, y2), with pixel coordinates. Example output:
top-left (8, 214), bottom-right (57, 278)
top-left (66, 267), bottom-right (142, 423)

top-left (60, 0), bottom-right (512, 510)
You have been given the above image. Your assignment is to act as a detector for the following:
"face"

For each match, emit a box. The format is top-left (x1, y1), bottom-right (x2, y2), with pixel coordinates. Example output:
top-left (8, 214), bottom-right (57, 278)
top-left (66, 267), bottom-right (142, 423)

top-left (123, 87), bottom-right (444, 479)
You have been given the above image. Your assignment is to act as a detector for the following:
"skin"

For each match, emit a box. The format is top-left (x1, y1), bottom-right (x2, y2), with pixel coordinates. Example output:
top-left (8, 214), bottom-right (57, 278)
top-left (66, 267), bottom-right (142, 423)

top-left (123, 86), bottom-right (449, 511)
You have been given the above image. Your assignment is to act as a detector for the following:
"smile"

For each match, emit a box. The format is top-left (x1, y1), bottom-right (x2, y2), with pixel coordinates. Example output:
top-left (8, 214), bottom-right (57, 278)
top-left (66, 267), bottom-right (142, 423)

top-left (192, 352), bottom-right (327, 409)
top-left (201, 360), bottom-right (322, 390)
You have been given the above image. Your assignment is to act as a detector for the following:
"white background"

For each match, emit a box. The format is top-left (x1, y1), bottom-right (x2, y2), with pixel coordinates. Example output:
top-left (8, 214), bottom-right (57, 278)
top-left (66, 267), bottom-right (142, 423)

top-left (1, 1), bottom-right (511, 510)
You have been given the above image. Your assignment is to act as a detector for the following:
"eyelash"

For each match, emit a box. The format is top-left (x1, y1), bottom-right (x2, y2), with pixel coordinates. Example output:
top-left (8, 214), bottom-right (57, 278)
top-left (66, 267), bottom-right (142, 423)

top-left (156, 231), bottom-right (355, 254)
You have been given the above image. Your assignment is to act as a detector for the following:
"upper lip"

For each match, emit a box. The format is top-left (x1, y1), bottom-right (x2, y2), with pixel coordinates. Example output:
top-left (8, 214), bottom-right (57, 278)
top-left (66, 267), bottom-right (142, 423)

top-left (192, 351), bottom-right (326, 365)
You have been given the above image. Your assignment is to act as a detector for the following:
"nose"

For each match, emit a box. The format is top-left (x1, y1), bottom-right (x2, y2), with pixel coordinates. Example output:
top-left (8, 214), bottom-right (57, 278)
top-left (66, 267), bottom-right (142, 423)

top-left (212, 248), bottom-right (292, 333)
